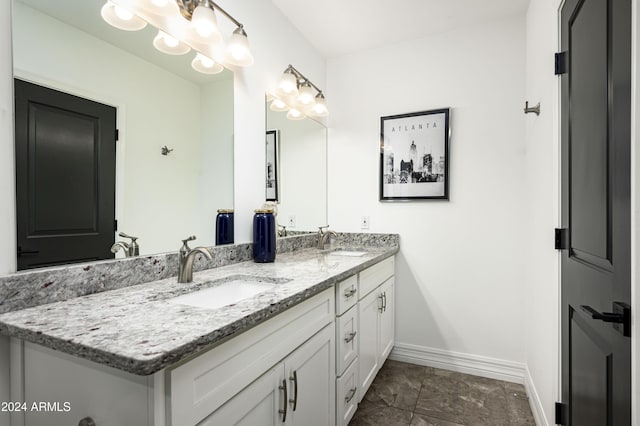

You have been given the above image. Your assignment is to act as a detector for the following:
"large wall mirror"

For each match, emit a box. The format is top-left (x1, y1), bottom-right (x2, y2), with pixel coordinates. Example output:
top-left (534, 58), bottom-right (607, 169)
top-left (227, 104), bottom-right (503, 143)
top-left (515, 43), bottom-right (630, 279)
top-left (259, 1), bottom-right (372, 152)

top-left (12, 0), bottom-right (234, 267)
top-left (266, 100), bottom-right (327, 234)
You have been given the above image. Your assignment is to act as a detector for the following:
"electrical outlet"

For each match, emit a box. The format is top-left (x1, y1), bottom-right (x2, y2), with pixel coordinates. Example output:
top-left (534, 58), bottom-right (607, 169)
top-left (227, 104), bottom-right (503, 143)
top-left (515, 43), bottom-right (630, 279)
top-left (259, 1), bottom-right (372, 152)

top-left (288, 215), bottom-right (296, 227)
top-left (360, 216), bottom-right (370, 229)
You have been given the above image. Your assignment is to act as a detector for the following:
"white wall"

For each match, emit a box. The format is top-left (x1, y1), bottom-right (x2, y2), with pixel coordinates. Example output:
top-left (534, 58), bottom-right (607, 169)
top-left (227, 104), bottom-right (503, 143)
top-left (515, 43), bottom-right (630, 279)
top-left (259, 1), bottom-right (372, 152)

top-left (327, 16), bottom-right (527, 365)
top-left (523, 0), bottom-right (561, 423)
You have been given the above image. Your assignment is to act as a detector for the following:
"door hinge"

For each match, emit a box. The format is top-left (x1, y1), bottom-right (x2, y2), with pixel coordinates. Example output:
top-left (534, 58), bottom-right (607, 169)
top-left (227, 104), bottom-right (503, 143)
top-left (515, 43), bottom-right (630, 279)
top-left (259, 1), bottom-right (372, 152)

top-left (555, 402), bottom-right (567, 425)
top-left (114, 219), bottom-right (118, 232)
top-left (555, 51), bottom-right (568, 75)
top-left (115, 129), bottom-right (119, 141)
top-left (555, 228), bottom-right (568, 249)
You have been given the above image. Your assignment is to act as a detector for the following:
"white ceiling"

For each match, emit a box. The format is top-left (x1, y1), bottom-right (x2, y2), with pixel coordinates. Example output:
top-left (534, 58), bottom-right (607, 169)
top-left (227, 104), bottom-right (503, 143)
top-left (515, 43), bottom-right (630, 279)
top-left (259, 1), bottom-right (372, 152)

top-left (270, 0), bottom-right (530, 58)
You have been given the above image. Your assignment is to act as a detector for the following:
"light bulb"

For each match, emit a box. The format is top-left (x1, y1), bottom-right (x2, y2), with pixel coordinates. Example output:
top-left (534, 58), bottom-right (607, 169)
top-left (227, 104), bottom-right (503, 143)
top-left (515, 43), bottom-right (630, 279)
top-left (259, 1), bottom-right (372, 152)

top-left (114, 5), bottom-right (133, 20)
top-left (287, 108), bottom-right (305, 120)
top-left (192, 2), bottom-right (220, 41)
top-left (101, 1), bottom-right (147, 31)
top-left (191, 53), bottom-right (224, 74)
top-left (298, 82), bottom-right (315, 105)
top-left (309, 93), bottom-right (329, 117)
top-left (227, 27), bottom-right (254, 66)
top-left (278, 71), bottom-right (298, 96)
top-left (152, 0), bottom-right (168, 6)
top-left (270, 98), bottom-right (289, 112)
top-left (153, 31), bottom-right (190, 55)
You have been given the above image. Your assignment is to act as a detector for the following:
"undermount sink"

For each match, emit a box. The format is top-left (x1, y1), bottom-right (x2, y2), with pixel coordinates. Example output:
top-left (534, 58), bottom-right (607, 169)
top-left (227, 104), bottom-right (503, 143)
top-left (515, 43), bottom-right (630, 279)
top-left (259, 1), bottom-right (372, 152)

top-left (170, 280), bottom-right (276, 310)
top-left (328, 250), bottom-right (368, 257)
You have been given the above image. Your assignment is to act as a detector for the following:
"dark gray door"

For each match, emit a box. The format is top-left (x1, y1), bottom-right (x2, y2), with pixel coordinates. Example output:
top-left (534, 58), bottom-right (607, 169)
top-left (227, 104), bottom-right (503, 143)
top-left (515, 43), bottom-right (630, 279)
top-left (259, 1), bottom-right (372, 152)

top-left (14, 79), bottom-right (117, 270)
top-left (560, 0), bottom-right (631, 424)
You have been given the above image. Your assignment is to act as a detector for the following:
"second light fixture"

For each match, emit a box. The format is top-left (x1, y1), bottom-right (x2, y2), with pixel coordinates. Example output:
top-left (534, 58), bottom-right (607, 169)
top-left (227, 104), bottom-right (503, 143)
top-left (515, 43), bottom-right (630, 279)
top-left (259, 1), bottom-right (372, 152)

top-left (270, 65), bottom-right (329, 120)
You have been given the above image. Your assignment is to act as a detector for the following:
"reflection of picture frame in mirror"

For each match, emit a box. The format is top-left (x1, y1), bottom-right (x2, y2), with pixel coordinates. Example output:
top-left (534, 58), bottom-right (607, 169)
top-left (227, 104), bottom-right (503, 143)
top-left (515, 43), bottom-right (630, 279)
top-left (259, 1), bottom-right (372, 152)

top-left (380, 108), bottom-right (450, 201)
top-left (266, 129), bottom-right (279, 201)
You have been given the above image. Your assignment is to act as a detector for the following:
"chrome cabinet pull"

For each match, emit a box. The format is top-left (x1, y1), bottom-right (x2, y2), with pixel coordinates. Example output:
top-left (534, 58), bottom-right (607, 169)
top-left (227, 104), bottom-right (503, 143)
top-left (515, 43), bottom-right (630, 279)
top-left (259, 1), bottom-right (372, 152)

top-left (382, 292), bottom-right (387, 312)
top-left (78, 418), bottom-right (96, 426)
top-left (289, 370), bottom-right (298, 411)
top-left (344, 331), bottom-right (357, 343)
top-left (345, 387), bottom-right (357, 404)
top-left (279, 379), bottom-right (287, 422)
top-left (344, 287), bottom-right (356, 298)
top-left (378, 294), bottom-right (384, 312)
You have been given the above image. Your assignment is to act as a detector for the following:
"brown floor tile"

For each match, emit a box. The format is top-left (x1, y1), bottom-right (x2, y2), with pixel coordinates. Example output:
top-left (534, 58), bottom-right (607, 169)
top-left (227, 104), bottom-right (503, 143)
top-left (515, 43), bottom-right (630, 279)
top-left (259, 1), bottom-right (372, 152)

top-left (505, 385), bottom-right (536, 425)
top-left (364, 359), bottom-right (431, 411)
top-left (349, 399), bottom-right (413, 426)
top-left (415, 370), bottom-right (511, 425)
top-left (411, 413), bottom-right (465, 426)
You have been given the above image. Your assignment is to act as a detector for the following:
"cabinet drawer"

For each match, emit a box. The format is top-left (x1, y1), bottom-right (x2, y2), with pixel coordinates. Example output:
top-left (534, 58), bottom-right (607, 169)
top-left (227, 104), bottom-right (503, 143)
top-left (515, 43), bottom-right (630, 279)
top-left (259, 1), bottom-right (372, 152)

top-left (359, 257), bottom-right (394, 299)
top-left (168, 288), bottom-right (334, 426)
top-left (336, 359), bottom-right (359, 426)
top-left (336, 275), bottom-right (358, 315)
top-left (336, 304), bottom-right (358, 375)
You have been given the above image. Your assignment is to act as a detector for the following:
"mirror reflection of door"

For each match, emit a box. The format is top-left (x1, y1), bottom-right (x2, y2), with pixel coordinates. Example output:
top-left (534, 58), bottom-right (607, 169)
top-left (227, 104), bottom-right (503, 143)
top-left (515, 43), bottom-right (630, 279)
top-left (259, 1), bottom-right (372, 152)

top-left (14, 79), bottom-right (116, 270)
top-left (559, 0), bottom-right (631, 423)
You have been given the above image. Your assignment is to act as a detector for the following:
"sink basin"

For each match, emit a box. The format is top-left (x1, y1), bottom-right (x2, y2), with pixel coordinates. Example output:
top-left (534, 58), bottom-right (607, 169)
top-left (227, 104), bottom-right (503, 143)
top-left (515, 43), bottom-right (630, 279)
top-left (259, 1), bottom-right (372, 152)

top-left (328, 250), bottom-right (367, 257)
top-left (170, 280), bottom-right (276, 310)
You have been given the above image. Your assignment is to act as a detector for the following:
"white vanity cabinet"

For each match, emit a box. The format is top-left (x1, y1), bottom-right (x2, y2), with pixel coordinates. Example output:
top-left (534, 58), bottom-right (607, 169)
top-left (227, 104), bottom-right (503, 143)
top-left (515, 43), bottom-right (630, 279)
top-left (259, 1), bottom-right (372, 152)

top-left (357, 257), bottom-right (395, 401)
top-left (201, 323), bottom-right (335, 426)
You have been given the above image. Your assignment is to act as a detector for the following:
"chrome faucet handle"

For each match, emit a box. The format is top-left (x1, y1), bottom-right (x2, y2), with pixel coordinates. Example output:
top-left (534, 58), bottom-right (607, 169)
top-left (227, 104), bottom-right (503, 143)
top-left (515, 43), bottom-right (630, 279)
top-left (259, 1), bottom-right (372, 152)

top-left (119, 231), bottom-right (138, 242)
top-left (118, 232), bottom-right (140, 256)
top-left (180, 235), bottom-right (197, 255)
top-left (318, 225), bottom-right (330, 235)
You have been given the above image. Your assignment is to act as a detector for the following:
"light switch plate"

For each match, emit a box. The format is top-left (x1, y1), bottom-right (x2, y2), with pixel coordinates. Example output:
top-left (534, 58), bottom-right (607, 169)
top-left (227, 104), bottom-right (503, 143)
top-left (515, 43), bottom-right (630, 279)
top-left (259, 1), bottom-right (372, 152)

top-left (288, 215), bottom-right (296, 227)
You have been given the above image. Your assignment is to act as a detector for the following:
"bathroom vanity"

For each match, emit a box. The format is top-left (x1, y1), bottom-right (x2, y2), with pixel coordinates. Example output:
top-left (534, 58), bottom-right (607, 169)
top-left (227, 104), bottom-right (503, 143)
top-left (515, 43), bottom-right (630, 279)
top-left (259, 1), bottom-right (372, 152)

top-left (0, 234), bottom-right (398, 426)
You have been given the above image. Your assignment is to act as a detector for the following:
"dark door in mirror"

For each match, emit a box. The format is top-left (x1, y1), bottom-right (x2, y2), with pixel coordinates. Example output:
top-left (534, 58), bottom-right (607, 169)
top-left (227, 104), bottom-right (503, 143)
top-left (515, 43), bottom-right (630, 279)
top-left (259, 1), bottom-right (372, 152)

top-left (14, 79), bottom-right (116, 270)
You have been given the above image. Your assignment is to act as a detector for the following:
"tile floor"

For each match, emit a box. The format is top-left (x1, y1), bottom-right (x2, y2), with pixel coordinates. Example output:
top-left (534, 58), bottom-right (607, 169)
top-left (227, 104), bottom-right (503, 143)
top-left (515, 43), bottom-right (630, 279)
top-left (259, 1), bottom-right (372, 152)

top-left (349, 360), bottom-right (536, 426)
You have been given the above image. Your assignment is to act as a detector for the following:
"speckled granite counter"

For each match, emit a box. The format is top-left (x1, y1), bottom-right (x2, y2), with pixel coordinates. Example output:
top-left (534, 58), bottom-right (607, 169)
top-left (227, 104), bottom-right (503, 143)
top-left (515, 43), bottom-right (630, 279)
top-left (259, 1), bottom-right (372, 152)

top-left (0, 242), bottom-right (398, 376)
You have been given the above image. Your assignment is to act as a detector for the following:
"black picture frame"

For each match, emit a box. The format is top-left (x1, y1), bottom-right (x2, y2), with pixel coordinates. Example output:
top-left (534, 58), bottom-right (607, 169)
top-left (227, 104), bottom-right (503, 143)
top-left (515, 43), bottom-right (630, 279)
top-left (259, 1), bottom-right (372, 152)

top-left (379, 108), bottom-right (450, 201)
top-left (266, 129), bottom-right (279, 201)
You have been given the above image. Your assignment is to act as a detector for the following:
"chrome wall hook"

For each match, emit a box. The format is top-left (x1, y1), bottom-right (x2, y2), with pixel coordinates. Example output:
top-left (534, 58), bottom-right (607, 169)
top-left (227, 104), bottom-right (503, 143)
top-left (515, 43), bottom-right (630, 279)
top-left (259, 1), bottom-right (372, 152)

top-left (161, 146), bottom-right (174, 156)
top-left (524, 101), bottom-right (540, 116)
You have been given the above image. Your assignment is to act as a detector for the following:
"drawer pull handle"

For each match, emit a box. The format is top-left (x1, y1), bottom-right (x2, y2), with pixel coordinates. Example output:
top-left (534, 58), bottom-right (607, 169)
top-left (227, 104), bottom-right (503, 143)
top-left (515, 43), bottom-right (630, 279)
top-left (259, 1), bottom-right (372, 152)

top-left (289, 370), bottom-right (298, 411)
top-left (378, 294), bottom-right (384, 312)
top-left (345, 387), bottom-right (357, 403)
top-left (344, 331), bottom-right (357, 343)
top-left (78, 418), bottom-right (96, 426)
top-left (382, 292), bottom-right (387, 312)
top-left (344, 288), bottom-right (357, 298)
top-left (279, 379), bottom-right (288, 422)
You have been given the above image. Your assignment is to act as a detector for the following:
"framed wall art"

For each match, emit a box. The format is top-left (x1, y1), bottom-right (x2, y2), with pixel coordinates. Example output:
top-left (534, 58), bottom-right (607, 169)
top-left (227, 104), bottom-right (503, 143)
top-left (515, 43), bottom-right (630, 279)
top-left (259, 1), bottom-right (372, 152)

top-left (380, 108), bottom-right (450, 201)
top-left (266, 129), bottom-right (279, 201)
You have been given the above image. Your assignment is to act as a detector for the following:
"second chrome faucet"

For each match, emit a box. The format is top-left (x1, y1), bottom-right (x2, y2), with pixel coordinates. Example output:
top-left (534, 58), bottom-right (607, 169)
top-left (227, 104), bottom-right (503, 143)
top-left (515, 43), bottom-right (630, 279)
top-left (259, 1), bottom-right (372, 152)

top-left (178, 236), bottom-right (213, 283)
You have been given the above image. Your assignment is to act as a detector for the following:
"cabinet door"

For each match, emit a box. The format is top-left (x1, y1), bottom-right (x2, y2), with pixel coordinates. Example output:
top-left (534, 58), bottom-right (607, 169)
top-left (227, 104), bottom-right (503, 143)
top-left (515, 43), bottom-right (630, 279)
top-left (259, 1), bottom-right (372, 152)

top-left (379, 278), bottom-right (395, 361)
top-left (199, 366), bottom-right (284, 426)
top-left (285, 323), bottom-right (335, 426)
top-left (358, 288), bottom-right (381, 401)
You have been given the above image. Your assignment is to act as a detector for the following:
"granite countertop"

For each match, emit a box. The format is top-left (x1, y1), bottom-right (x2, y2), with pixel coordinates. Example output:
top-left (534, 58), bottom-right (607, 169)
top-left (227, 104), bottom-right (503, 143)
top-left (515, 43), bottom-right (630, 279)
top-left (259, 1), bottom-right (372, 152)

top-left (0, 245), bottom-right (398, 376)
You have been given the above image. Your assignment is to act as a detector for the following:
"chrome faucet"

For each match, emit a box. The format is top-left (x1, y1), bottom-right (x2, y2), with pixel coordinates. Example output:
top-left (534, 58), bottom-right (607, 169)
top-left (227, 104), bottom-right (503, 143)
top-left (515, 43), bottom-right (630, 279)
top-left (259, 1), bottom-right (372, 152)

top-left (317, 226), bottom-right (338, 250)
top-left (178, 236), bottom-right (213, 283)
top-left (111, 232), bottom-right (140, 257)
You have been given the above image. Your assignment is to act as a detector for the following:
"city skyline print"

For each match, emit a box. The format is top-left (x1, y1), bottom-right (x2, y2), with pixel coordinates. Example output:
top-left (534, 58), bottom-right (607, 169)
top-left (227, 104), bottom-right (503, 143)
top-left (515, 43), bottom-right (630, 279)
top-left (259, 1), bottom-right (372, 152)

top-left (380, 108), bottom-right (450, 200)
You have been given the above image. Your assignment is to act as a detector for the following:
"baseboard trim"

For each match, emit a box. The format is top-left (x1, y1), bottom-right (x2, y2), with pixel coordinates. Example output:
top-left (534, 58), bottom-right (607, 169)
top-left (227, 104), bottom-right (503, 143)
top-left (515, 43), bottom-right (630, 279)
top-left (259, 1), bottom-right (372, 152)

top-left (524, 366), bottom-right (549, 426)
top-left (389, 343), bottom-right (526, 384)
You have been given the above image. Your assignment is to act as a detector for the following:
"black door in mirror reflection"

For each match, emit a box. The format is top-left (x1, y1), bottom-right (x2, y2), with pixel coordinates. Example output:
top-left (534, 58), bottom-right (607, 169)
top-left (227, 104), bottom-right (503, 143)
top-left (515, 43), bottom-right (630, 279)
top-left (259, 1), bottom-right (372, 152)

top-left (14, 79), bottom-right (116, 270)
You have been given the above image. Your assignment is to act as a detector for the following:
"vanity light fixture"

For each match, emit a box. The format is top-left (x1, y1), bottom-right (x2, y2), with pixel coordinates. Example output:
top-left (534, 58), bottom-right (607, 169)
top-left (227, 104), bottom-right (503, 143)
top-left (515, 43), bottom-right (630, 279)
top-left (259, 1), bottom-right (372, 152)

top-left (270, 64), bottom-right (329, 120)
top-left (100, 0), bottom-right (254, 74)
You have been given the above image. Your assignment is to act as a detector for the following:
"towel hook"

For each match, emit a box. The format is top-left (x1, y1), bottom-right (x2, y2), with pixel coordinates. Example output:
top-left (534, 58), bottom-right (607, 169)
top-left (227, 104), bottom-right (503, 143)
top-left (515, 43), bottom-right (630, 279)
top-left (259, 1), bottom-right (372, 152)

top-left (524, 101), bottom-right (540, 116)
